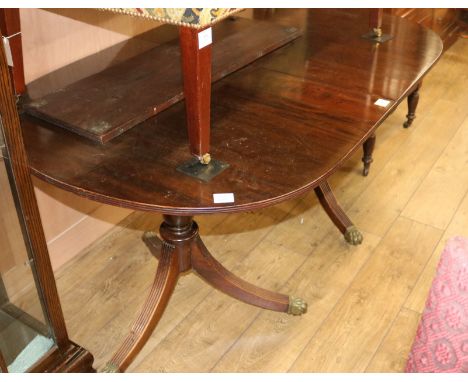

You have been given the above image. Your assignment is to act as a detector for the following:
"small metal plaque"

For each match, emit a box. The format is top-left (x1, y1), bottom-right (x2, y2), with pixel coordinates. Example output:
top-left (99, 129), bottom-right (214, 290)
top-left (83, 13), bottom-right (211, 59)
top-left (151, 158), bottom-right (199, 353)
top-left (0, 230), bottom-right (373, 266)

top-left (176, 158), bottom-right (229, 182)
top-left (361, 32), bottom-right (393, 43)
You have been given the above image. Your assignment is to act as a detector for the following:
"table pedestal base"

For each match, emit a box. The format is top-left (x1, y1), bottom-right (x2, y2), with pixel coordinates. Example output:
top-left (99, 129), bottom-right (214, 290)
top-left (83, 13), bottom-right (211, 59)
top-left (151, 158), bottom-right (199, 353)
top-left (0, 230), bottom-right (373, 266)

top-left (102, 214), bottom-right (308, 372)
top-left (101, 181), bottom-right (361, 372)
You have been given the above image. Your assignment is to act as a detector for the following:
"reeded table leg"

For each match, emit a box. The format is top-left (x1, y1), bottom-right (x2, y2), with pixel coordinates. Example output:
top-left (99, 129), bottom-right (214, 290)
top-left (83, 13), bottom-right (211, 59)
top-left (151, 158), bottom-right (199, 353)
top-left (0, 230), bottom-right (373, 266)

top-left (314, 181), bottom-right (363, 245)
top-left (404, 82), bottom-right (421, 128)
top-left (192, 237), bottom-right (306, 315)
top-left (362, 133), bottom-right (376, 176)
top-left (0, 349), bottom-right (7, 372)
top-left (102, 238), bottom-right (180, 373)
top-left (102, 214), bottom-right (307, 372)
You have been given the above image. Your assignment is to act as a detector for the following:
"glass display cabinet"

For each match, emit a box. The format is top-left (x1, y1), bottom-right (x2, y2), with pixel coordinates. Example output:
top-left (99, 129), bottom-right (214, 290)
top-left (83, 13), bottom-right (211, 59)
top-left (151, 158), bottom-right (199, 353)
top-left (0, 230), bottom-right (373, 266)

top-left (0, 41), bottom-right (93, 372)
top-left (0, 116), bottom-right (54, 372)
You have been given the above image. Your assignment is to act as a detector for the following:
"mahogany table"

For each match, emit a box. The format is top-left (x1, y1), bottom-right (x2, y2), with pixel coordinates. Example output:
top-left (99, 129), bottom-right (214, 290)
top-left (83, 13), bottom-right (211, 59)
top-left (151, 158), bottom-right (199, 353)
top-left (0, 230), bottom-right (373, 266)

top-left (19, 9), bottom-right (442, 372)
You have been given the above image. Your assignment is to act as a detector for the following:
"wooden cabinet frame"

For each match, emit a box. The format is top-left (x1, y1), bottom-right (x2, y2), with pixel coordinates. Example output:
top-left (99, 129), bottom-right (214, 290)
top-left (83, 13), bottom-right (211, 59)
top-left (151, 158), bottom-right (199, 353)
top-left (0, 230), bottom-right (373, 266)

top-left (0, 30), bottom-right (94, 373)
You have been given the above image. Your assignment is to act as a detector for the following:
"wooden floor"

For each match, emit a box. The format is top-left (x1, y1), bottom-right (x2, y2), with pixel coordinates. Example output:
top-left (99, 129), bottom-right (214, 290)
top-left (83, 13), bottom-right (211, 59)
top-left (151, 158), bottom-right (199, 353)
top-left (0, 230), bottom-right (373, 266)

top-left (54, 37), bottom-right (468, 372)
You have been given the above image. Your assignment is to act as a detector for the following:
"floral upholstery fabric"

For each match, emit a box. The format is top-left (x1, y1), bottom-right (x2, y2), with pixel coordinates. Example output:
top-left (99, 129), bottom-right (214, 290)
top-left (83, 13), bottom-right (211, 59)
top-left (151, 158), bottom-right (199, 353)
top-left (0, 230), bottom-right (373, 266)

top-left (405, 236), bottom-right (468, 372)
top-left (104, 8), bottom-right (242, 29)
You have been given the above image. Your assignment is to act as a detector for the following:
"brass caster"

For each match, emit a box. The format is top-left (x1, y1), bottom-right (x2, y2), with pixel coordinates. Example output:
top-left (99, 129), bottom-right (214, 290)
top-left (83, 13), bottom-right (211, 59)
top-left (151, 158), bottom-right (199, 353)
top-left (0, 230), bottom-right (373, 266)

top-left (403, 119), bottom-right (413, 128)
top-left (288, 296), bottom-right (308, 316)
top-left (143, 231), bottom-right (157, 240)
top-left (362, 162), bottom-right (370, 176)
top-left (200, 153), bottom-right (211, 165)
top-left (344, 226), bottom-right (363, 246)
top-left (100, 362), bottom-right (120, 373)
top-left (372, 27), bottom-right (383, 38)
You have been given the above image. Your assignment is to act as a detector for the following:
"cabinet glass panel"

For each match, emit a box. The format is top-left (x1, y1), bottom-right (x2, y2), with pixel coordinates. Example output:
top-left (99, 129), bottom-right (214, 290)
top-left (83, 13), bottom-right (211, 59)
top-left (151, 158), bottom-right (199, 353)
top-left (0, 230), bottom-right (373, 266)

top-left (0, 118), bottom-right (55, 372)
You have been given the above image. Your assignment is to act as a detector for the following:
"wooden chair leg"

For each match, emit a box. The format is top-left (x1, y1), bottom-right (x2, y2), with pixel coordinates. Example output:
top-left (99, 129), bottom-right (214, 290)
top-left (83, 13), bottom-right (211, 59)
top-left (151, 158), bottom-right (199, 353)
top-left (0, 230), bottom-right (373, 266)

top-left (362, 133), bottom-right (376, 176)
top-left (314, 181), bottom-right (363, 245)
top-left (179, 26), bottom-right (212, 164)
top-left (404, 82), bottom-right (421, 128)
top-left (102, 239), bottom-right (180, 373)
top-left (191, 236), bottom-right (307, 316)
top-left (369, 8), bottom-right (384, 37)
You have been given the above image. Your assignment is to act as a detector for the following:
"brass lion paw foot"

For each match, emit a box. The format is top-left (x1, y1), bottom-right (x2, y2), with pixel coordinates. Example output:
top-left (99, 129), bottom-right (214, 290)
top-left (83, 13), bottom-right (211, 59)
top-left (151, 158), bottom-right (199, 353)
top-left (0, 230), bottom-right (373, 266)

top-left (288, 296), bottom-right (308, 316)
top-left (344, 226), bottom-right (363, 245)
top-left (101, 362), bottom-right (120, 373)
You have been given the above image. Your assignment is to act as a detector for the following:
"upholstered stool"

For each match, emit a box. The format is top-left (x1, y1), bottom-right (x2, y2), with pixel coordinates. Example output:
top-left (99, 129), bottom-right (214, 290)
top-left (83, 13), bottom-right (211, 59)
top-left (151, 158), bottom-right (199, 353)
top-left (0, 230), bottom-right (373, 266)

top-left (406, 236), bottom-right (468, 372)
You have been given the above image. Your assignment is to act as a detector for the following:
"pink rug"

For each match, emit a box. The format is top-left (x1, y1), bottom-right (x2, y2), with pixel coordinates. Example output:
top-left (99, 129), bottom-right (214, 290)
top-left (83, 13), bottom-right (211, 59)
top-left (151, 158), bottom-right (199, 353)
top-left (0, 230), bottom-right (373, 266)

top-left (406, 236), bottom-right (468, 372)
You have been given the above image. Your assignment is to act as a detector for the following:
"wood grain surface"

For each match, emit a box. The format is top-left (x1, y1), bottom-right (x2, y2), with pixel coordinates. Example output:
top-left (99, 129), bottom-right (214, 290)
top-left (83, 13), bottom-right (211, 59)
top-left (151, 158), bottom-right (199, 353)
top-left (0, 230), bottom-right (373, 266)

top-left (20, 10), bottom-right (442, 215)
top-left (23, 17), bottom-right (301, 143)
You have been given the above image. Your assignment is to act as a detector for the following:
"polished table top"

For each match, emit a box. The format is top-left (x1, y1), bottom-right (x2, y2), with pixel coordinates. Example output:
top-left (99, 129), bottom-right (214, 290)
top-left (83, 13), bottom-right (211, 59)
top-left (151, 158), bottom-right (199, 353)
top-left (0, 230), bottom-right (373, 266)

top-left (20, 9), bottom-right (443, 215)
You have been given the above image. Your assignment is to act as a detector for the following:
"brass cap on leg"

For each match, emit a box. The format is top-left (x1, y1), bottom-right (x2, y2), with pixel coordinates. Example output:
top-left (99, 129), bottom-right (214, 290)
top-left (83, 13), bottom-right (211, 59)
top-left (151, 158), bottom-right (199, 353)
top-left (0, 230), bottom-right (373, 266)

top-left (101, 362), bottom-right (120, 373)
top-left (200, 153), bottom-right (211, 165)
top-left (288, 296), bottom-right (308, 316)
top-left (344, 226), bottom-right (363, 245)
top-left (373, 27), bottom-right (383, 37)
